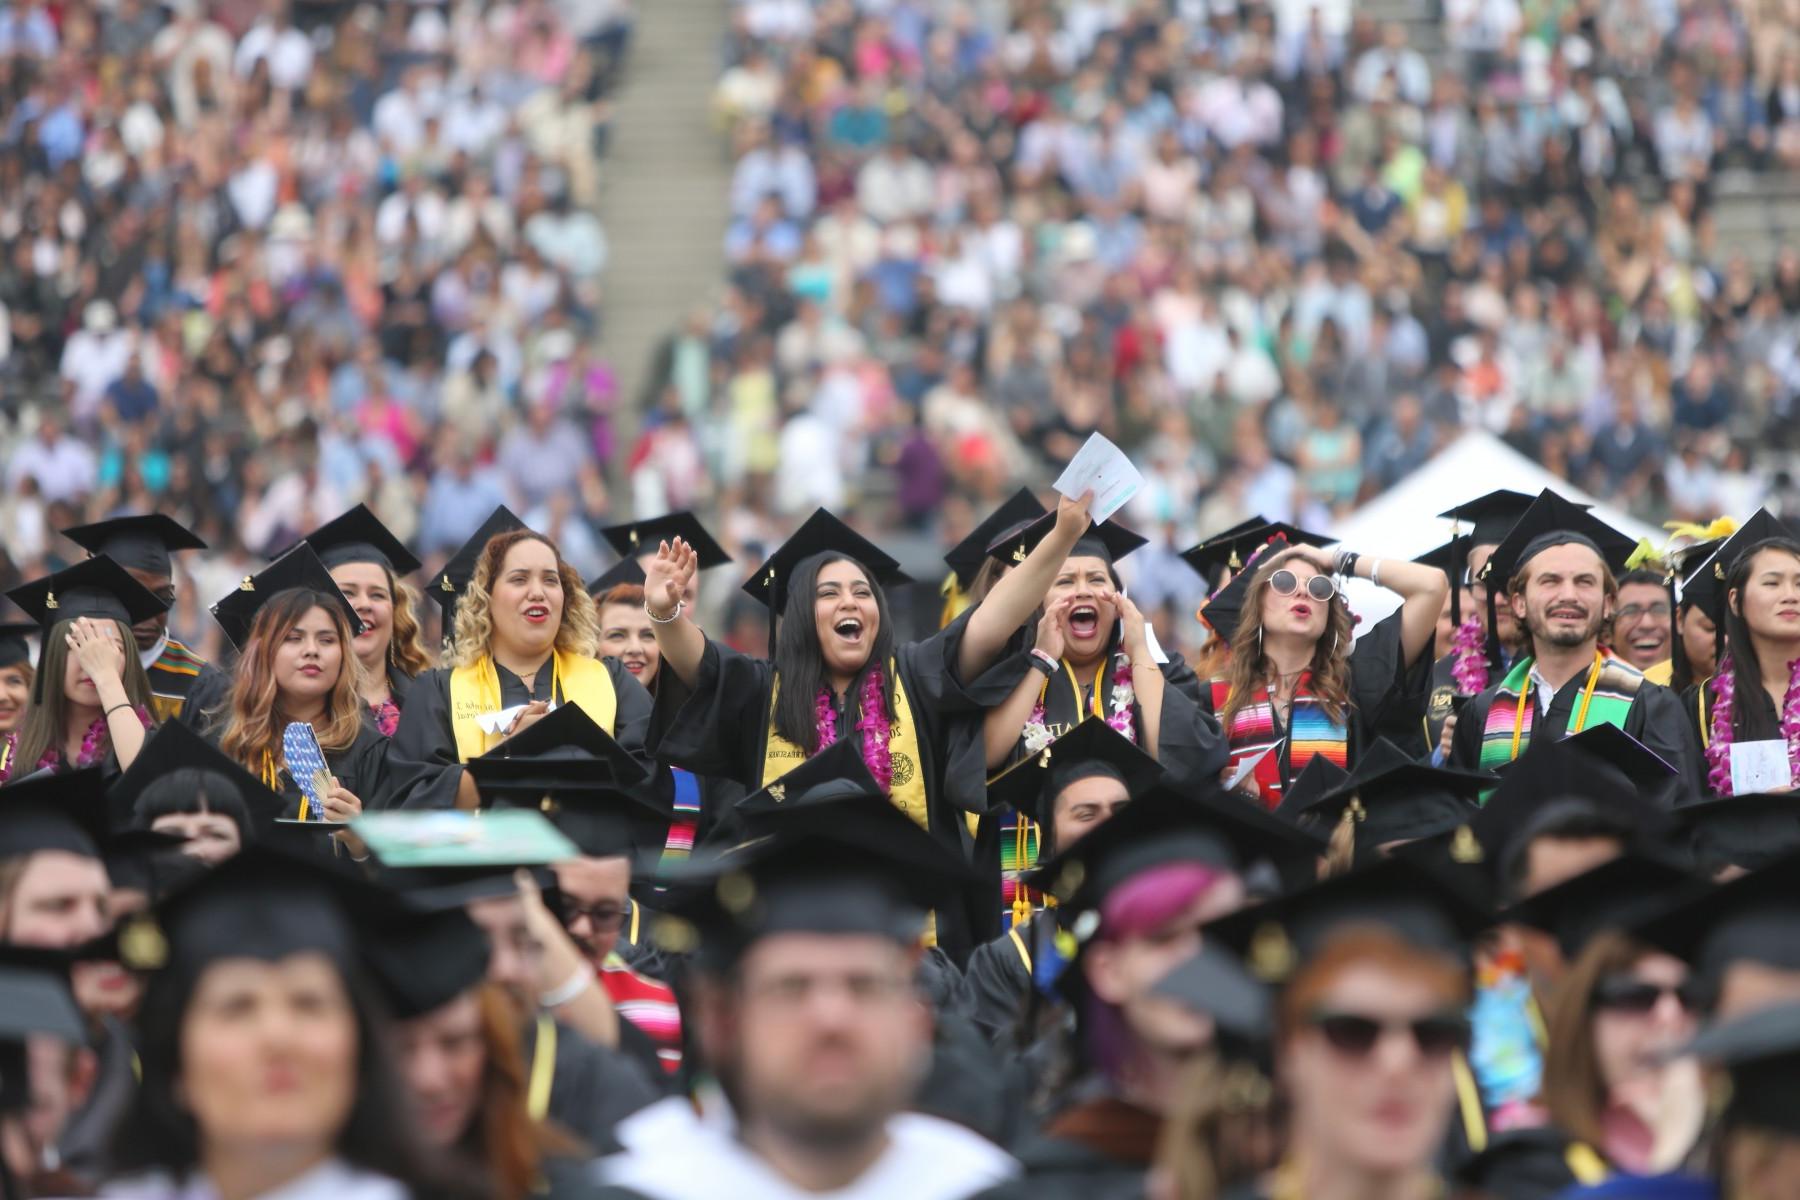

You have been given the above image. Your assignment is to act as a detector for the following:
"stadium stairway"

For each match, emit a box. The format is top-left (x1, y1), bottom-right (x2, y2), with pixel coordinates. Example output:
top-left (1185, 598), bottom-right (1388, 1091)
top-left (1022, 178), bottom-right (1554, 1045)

top-left (597, 0), bottom-right (732, 447)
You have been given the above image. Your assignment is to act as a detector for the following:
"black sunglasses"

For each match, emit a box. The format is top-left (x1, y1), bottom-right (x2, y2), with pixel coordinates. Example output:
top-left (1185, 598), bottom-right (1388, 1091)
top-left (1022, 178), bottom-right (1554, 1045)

top-left (1268, 569), bottom-right (1337, 603)
top-left (1307, 1009), bottom-right (1470, 1059)
top-left (1592, 976), bottom-right (1696, 1015)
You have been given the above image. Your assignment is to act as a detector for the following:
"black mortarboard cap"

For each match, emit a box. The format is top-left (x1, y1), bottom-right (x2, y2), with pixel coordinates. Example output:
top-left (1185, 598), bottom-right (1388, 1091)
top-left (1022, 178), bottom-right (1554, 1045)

top-left (1438, 490), bottom-right (1548, 548)
top-left (1205, 856), bottom-right (1491, 984)
top-left (360, 905), bottom-right (493, 1020)
top-left (600, 512), bottom-right (732, 573)
top-left (1448, 1128), bottom-right (1586, 1200)
top-left (429, 505), bottom-right (529, 628)
top-left (0, 945), bottom-right (84, 1043)
top-left (110, 719), bottom-right (293, 830)
top-left (944, 489), bottom-right (1045, 586)
top-left (467, 706), bottom-right (662, 858)
top-left (1676, 793), bottom-right (1800, 876)
top-left (1479, 489), bottom-right (1636, 589)
top-left (0, 621), bottom-right (35, 669)
top-left (735, 737), bottom-right (883, 820)
top-left (1636, 846), bottom-right (1800, 985)
top-left (1029, 785), bottom-right (1323, 922)
top-left (1680, 1001), bottom-right (1800, 1135)
top-left (985, 511), bottom-right (1148, 570)
top-left (101, 829), bottom-right (197, 899)
top-left (1503, 853), bottom-right (1707, 960)
top-left (986, 718), bottom-right (1164, 827)
top-left (1413, 537), bottom-right (1465, 576)
top-left (1179, 520), bottom-right (1333, 585)
top-left (742, 508), bottom-right (910, 613)
top-left (1275, 755), bottom-right (1351, 819)
top-left (1675, 509), bottom-right (1800, 626)
top-left (587, 556), bottom-right (646, 598)
top-left (209, 542), bottom-right (365, 650)
top-left (1150, 942), bottom-right (1272, 1046)
top-left (1280, 737), bottom-right (1488, 856)
top-left (293, 503), bottom-right (423, 576)
top-left (650, 793), bottom-right (975, 965)
top-left (0, 768), bottom-right (112, 861)
top-left (61, 513), bottom-right (207, 577)
top-left (468, 703), bottom-right (649, 789)
top-left (7, 556), bottom-right (170, 633)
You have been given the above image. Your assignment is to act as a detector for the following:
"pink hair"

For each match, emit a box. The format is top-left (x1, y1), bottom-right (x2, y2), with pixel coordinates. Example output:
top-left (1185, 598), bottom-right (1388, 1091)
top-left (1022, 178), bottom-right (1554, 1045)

top-left (1082, 862), bottom-right (1229, 1080)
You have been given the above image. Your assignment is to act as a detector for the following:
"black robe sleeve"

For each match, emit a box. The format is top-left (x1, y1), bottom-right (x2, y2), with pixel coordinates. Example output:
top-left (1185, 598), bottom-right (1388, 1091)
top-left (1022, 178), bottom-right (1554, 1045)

top-left (1148, 650), bottom-right (1229, 791)
top-left (176, 661), bottom-right (234, 730)
top-left (385, 667), bottom-right (465, 810)
top-left (956, 926), bottom-right (1033, 1046)
top-left (1348, 607), bottom-right (1432, 753)
top-left (646, 637), bottom-right (774, 785)
top-left (1448, 685), bottom-right (1493, 771)
top-left (331, 723), bottom-right (393, 811)
top-left (532, 1018), bottom-right (662, 1156)
top-left (1627, 681), bottom-right (1703, 805)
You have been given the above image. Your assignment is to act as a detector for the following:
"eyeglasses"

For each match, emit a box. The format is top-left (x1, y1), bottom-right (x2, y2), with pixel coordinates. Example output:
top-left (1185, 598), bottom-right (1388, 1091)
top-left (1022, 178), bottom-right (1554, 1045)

top-left (1592, 976), bottom-right (1696, 1015)
top-left (1616, 603), bottom-right (1672, 622)
top-left (556, 900), bottom-right (627, 934)
top-left (1268, 570), bottom-right (1337, 602)
top-left (1307, 1009), bottom-right (1470, 1060)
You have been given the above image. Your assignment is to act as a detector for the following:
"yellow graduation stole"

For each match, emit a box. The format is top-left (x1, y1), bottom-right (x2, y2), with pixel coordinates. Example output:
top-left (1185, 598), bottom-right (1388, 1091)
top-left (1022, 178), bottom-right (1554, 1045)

top-left (449, 650), bottom-right (618, 762)
top-left (761, 666), bottom-right (929, 832)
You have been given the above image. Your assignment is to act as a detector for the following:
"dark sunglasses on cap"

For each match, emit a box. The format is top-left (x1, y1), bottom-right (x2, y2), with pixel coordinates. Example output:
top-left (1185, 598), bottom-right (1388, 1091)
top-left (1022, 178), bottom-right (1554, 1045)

top-left (1592, 975), bottom-right (1697, 1015)
top-left (1306, 1009), bottom-right (1470, 1059)
top-left (1268, 569), bottom-right (1337, 603)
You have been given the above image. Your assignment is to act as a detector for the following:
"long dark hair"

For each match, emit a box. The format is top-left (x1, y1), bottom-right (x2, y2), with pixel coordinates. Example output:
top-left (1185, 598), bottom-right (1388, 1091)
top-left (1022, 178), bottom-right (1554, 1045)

top-left (13, 617), bottom-right (155, 771)
top-left (771, 552), bottom-right (897, 754)
top-left (1718, 537), bottom-right (1800, 743)
top-left (111, 945), bottom-right (481, 1197)
top-left (137, 768), bottom-right (254, 844)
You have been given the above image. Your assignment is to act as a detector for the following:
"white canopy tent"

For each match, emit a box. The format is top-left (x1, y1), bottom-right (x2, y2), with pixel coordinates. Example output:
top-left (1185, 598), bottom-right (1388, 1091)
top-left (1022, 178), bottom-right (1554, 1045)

top-left (1332, 431), bottom-right (1664, 631)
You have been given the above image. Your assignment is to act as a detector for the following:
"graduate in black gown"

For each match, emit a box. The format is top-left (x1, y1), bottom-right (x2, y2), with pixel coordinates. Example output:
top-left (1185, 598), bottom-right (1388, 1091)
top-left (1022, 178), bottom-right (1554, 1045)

top-left (293, 504), bottom-right (436, 737)
top-left (642, 502), bottom-right (1087, 963)
top-left (387, 507), bottom-right (655, 811)
top-left (202, 544), bottom-right (391, 828)
top-left (1447, 491), bottom-right (1702, 795)
top-left (60, 513), bottom-right (212, 725)
top-left (957, 718), bottom-right (1164, 1046)
top-left (591, 511), bottom-right (746, 859)
top-left (979, 786), bottom-right (1319, 1197)
top-left (1195, 529), bottom-right (1446, 809)
top-left (2, 556), bottom-right (166, 783)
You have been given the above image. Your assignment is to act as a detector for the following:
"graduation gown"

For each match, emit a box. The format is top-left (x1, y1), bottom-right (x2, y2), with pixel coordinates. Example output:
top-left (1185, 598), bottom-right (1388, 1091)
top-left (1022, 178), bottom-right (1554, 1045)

top-left (957, 911), bottom-right (1054, 1047)
top-left (648, 620), bottom-right (1003, 963)
top-left (522, 1016), bottom-right (663, 1156)
top-left (968, 1094), bottom-right (1160, 1200)
top-left (1684, 677), bottom-right (1778, 797)
top-left (1405, 650), bottom-right (1507, 760)
top-left (1197, 609), bottom-right (1430, 804)
top-left (201, 719), bottom-right (393, 815)
top-left (386, 657), bottom-right (654, 810)
top-left (176, 660), bottom-right (233, 728)
top-left (143, 635), bottom-right (209, 725)
top-left (1449, 659), bottom-right (1703, 802)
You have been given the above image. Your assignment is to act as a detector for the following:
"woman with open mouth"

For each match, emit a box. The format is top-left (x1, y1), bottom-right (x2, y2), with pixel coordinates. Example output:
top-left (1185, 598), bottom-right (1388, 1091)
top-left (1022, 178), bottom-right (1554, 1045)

top-left (206, 546), bottom-right (390, 845)
top-left (1196, 531), bottom-right (1448, 810)
top-left (296, 504), bottom-right (437, 739)
top-left (1680, 511), bottom-right (1800, 797)
top-left (2, 556), bottom-right (166, 783)
top-left (640, 501), bottom-right (1078, 962)
top-left (387, 507), bottom-right (655, 811)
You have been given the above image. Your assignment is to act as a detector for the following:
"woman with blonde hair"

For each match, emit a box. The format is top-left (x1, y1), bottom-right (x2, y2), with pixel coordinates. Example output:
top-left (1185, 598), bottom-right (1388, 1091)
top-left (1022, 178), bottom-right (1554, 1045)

top-left (1197, 534), bottom-right (1446, 809)
top-left (1, 557), bottom-right (165, 782)
top-left (207, 547), bottom-right (389, 823)
top-left (389, 509), bottom-right (653, 810)
top-left (298, 505), bottom-right (435, 736)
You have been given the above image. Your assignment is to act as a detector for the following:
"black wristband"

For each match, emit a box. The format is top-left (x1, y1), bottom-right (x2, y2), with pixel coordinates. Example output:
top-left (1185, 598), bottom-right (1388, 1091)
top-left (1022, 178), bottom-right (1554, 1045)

top-left (1340, 551), bottom-right (1360, 578)
top-left (1027, 650), bottom-right (1058, 676)
top-left (104, 703), bottom-right (134, 718)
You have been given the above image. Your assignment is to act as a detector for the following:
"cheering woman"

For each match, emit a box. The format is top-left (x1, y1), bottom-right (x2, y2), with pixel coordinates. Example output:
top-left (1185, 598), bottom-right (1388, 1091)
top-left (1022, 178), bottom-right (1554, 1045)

top-left (1, 557), bottom-right (165, 782)
top-left (641, 501), bottom-right (1087, 960)
top-left (299, 505), bottom-right (436, 737)
top-left (1198, 536), bottom-right (1446, 809)
top-left (207, 547), bottom-right (390, 823)
top-left (389, 519), bottom-right (653, 810)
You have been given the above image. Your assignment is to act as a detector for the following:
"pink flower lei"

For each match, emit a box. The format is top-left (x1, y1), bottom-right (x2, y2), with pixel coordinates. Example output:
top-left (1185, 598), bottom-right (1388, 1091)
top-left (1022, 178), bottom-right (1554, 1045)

top-left (816, 666), bottom-right (894, 791)
top-left (6, 706), bottom-right (153, 780)
top-left (1451, 616), bottom-right (1488, 693)
top-left (1704, 653), bottom-right (1800, 796)
top-left (1021, 653), bottom-right (1138, 752)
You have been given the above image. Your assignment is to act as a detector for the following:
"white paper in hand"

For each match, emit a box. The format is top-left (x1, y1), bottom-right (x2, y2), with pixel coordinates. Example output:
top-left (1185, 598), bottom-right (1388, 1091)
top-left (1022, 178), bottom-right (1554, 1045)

top-left (1730, 739), bottom-right (1793, 794)
top-left (1053, 433), bottom-right (1144, 524)
top-left (1142, 620), bottom-right (1171, 665)
top-left (1226, 742), bottom-right (1282, 792)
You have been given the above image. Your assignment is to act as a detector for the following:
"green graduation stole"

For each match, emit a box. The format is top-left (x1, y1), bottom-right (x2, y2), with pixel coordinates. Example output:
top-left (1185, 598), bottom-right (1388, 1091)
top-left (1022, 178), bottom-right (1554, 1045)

top-left (1476, 652), bottom-right (1643, 776)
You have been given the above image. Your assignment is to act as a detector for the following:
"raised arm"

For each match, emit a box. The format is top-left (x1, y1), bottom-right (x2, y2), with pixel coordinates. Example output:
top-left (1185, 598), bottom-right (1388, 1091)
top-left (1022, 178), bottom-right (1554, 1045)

top-left (642, 537), bottom-right (707, 687)
top-left (1350, 551), bottom-right (1450, 670)
top-left (956, 490), bottom-right (1093, 684)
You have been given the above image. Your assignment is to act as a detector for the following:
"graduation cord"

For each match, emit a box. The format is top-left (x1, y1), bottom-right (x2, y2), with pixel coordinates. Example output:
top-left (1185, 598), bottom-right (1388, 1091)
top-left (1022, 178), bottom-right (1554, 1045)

top-left (527, 1013), bottom-right (557, 1122)
top-left (1509, 651), bottom-right (1605, 759)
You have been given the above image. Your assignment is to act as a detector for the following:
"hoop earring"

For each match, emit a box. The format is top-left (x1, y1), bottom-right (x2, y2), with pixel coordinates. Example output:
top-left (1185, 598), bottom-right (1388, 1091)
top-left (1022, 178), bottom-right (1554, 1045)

top-left (1329, 632), bottom-right (1339, 660)
top-left (1256, 625), bottom-right (1263, 660)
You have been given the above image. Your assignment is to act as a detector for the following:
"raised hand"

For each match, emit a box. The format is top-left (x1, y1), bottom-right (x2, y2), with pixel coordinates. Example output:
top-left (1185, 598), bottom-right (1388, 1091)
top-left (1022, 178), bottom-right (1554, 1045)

top-left (67, 617), bottom-right (125, 685)
top-left (320, 780), bottom-right (363, 823)
top-left (642, 537), bottom-right (695, 617)
top-left (1053, 488), bottom-right (1095, 538)
top-left (1115, 591), bottom-right (1150, 659)
top-left (1035, 595), bottom-right (1074, 661)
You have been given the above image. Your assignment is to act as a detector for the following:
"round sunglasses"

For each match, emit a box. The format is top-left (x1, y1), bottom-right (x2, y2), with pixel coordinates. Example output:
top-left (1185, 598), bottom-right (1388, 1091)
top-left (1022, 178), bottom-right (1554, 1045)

top-left (1268, 569), bottom-right (1338, 603)
top-left (1307, 1009), bottom-right (1471, 1060)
